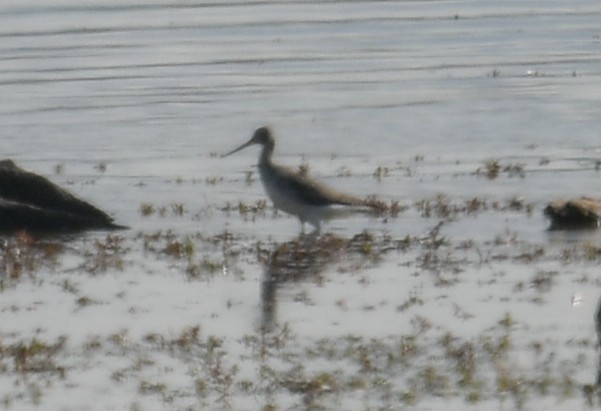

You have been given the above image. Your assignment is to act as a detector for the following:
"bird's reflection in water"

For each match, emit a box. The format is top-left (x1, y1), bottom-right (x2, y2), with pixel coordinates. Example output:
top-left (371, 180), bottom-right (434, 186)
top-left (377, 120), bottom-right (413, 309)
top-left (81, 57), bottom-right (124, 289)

top-left (585, 295), bottom-right (601, 405)
top-left (596, 296), bottom-right (601, 387)
top-left (261, 232), bottom-right (370, 333)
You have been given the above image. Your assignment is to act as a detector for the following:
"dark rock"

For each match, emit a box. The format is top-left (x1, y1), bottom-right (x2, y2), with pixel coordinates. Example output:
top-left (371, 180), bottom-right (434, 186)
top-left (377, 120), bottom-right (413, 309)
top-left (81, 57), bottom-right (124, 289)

top-left (544, 197), bottom-right (601, 230)
top-left (0, 159), bottom-right (126, 233)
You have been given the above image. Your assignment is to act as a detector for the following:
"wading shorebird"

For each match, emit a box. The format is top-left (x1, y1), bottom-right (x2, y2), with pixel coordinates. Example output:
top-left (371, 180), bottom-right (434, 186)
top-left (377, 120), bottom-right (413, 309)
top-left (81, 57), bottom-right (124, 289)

top-left (223, 126), bottom-right (381, 232)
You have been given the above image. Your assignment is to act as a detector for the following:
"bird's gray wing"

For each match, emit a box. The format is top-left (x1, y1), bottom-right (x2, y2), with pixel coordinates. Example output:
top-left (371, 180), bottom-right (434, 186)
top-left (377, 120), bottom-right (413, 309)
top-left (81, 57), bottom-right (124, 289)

top-left (271, 165), bottom-right (363, 207)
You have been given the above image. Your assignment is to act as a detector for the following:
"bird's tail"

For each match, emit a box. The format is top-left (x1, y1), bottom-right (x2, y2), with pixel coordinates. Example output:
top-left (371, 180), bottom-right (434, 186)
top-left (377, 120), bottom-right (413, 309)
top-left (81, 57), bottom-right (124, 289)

top-left (336, 194), bottom-right (387, 211)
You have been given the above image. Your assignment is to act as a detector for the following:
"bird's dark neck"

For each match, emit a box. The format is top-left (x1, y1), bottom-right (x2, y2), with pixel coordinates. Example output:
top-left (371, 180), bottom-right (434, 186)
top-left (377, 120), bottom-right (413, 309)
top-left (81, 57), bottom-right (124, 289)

top-left (258, 141), bottom-right (275, 168)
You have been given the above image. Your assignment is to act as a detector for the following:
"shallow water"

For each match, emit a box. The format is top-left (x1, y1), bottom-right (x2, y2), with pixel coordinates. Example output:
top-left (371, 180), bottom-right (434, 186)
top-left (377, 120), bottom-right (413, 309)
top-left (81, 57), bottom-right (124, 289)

top-left (1, 1), bottom-right (601, 410)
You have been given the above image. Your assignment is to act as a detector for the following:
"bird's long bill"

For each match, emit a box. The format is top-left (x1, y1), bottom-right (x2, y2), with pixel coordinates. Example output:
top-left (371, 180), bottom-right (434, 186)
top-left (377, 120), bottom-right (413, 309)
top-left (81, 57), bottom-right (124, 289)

top-left (221, 138), bottom-right (254, 158)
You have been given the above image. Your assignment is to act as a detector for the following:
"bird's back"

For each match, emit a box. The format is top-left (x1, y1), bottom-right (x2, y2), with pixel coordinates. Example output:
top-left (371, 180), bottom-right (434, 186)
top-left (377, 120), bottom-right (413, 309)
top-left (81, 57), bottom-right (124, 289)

top-left (260, 163), bottom-right (366, 208)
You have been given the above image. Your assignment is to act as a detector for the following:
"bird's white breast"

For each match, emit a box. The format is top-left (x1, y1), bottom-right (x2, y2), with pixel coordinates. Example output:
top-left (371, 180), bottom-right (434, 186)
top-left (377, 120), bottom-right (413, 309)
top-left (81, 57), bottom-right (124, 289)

top-left (259, 167), bottom-right (326, 227)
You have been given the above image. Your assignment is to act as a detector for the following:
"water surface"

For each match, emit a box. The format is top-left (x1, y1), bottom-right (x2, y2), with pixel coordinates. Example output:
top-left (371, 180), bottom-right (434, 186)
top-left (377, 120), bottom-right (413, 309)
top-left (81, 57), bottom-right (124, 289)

top-left (1, 1), bottom-right (601, 409)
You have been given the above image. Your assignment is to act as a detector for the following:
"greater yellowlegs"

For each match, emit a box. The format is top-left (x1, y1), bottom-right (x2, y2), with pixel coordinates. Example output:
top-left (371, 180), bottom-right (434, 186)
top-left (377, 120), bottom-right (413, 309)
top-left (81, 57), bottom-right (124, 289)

top-left (223, 126), bottom-right (378, 232)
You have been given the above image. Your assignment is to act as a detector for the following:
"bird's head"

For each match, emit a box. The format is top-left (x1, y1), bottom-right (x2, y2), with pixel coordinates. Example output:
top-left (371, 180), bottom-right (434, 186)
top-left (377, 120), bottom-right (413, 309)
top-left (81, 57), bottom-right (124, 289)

top-left (222, 126), bottom-right (275, 158)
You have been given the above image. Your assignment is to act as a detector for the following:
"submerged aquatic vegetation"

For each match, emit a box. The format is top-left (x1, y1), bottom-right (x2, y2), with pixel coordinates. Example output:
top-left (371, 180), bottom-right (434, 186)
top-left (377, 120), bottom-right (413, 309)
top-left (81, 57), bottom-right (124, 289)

top-left (482, 159), bottom-right (502, 179)
top-left (219, 200), bottom-right (268, 221)
top-left (373, 165), bottom-right (390, 181)
top-left (415, 195), bottom-right (491, 220)
top-left (476, 160), bottom-right (526, 180)
top-left (0, 234), bottom-right (64, 288)
top-left (0, 336), bottom-right (68, 406)
top-left (0, 188), bottom-right (597, 410)
top-left (139, 202), bottom-right (155, 216)
top-left (10, 337), bottom-right (67, 375)
top-left (139, 202), bottom-right (188, 218)
top-left (529, 269), bottom-right (558, 294)
top-left (77, 234), bottom-right (129, 274)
